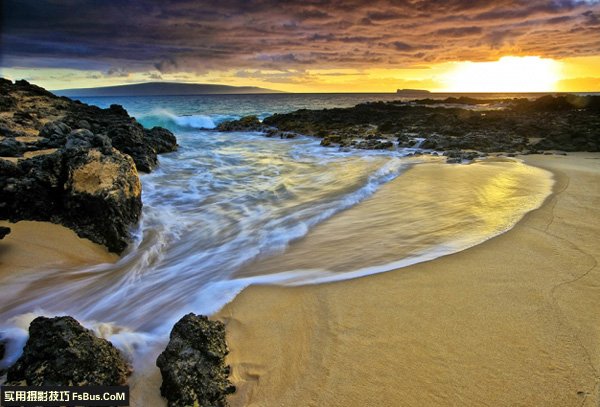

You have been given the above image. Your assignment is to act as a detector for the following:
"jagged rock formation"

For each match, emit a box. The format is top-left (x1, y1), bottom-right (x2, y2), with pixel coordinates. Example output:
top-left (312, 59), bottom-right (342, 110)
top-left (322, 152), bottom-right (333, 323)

top-left (6, 316), bottom-right (130, 386)
top-left (0, 78), bottom-right (177, 252)
top-left (1, 129), bottom-right (142, 252)
top-left (157, 313), bottom-right (235, 407)
top-left (217, 95), bottom-right (600, 157)
top-left (0, 78), bottom-right (177, 171)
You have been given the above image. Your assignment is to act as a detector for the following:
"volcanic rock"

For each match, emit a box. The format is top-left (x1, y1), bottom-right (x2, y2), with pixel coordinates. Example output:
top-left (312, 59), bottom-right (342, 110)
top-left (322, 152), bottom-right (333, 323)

top-left (156, 313), bottom-right (235, 407)
top-left (0, 78), bottom-right (176, 252)
top-left (6, 316), bottom-right (130, 386)
top-left (0, 130), bottom-right (142, 252)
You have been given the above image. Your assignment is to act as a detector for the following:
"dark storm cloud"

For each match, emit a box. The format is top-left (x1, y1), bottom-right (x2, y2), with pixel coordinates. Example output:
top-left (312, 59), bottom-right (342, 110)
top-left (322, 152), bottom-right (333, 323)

top-left (392, 41), bottom-right (415, 51)
top-left (2, 0), bottom-right (600, 73)
top-left (434, 26), bottom-right (483, 37)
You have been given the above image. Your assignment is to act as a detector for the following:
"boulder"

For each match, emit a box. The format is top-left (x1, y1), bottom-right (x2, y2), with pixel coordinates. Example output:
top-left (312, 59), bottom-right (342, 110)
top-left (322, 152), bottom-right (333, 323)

top-left (0, 135), bottom-right (142, 253)
top-left (39, 121), bottom-right (72, 138)
top-left (6, 316), bottom-right (130, 386)
top-left (0, 138), bottom-right (25, 157)
top-left (62, 146), bottom-right (142, 252)
top-left (320, 138), bottom-right (332, 147)
top-left (145, 126), bottom-right (178, 154)
top-left (356, 139), bottom-right (394, 150)
top-left (156, 313), bottom-right (235, 407)
top-left (106, 123), bottom-right (157, 173)
top-left (216, 115), bottom-right (264, 132)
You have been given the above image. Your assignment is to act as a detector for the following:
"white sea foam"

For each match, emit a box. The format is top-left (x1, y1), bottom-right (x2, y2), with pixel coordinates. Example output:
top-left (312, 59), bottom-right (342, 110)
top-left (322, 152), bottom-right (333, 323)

top-left (140, 109), bottom-right (239, 130)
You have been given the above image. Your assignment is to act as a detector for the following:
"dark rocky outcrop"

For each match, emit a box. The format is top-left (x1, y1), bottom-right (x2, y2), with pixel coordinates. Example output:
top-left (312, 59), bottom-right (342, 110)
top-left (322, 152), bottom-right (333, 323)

top-left (215, 115), bottom-right (264, 132)
top-left (0, 78), bottom-right (177, 252)
top-left (0, 78), bottom-right (177, 171)
top-left (157, 313), bottom-right (235, 407)
top-left (216, 95), bottom-right (600, 155)
top-left (1, 130), bottom-right (141, 252)
top-left (145, 126), bottom-right (179, 154)
top-left (6, 316), bottom-right (130, 386)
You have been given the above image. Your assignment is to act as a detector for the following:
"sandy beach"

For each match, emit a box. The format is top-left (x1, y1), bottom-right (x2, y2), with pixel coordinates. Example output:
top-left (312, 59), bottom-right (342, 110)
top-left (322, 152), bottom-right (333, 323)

top-left (218, 153), bottom-right (600, 406)
top-left (0, 220), bottom-right (118, 277)
top-left (1, 153), bottom-right (598, 406)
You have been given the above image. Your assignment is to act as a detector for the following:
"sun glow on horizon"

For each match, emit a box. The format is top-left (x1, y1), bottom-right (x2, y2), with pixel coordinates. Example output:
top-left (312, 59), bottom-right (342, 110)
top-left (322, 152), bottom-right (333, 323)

top-left (441, 56), bottom-right (561, 93)
top-left (5, 55), bottom-right (600, 93)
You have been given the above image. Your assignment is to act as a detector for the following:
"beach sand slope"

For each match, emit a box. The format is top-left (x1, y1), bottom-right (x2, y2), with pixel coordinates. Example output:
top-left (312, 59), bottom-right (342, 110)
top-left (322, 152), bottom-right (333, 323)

top-left (219, 153), bottom-right (600, 407)
top-left (0, 220), bottom-right (117, 276)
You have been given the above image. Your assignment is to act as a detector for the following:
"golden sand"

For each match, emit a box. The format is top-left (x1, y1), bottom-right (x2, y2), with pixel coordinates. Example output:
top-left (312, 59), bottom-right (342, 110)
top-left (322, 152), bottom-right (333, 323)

top-left (218, 153), bottom-right (600, 406)
top-left (1, 153), bottom-right (598, 407)
top-left (0, 220), bottom-right (117, 276)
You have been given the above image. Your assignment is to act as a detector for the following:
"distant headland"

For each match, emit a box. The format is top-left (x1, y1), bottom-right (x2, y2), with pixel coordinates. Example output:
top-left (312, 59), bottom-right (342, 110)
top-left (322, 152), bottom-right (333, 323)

top-left (54, 82), bottom-right (286, 97)
top-left (396, 89), bottom-right (431, 95)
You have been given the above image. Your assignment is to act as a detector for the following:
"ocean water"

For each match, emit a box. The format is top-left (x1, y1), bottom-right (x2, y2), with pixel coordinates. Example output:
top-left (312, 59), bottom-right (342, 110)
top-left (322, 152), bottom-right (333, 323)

top-left (0, 94), bottom-right (554, 397)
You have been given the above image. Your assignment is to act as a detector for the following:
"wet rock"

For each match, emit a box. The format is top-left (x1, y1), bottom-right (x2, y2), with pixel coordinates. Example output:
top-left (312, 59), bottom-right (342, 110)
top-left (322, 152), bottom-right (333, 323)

top-left (216, 115), bottom-right (264, 132)
top-left (145, 127), bottom-right (178, 154)
top-left (6, 316), bottom-right (130, 386)
top-left (253, 94), bottom-right (600, 153)
top-left (0, 226), bottom-right (10, 239)
top-left (280, 132), bottom-right (296, 139)
top-left (0, 138), bottom-right (25, 157)
top-left (264, 128), bottom-right (280, 138)
top-left (0, 152), bottom-right (64, 221)
top-left (0, 142), bottom-right (141, 253)
top-left (0, 78), bottom-right (174, 251)
top-left (62, 147), bottom-right (142, 252)
top-left (106, 123), bottom-right (157, 173)
top-left (356, 139), bottom-right (394, 150)
top-left (444, 150), bottom-right (481, 163)
top-left (156, 313), bottom-right (235, 407)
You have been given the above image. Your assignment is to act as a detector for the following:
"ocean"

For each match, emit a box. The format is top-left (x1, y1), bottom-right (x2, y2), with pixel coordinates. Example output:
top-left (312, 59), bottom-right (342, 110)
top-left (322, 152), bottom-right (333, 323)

top-left (0, 93), bottom-right (554, 384)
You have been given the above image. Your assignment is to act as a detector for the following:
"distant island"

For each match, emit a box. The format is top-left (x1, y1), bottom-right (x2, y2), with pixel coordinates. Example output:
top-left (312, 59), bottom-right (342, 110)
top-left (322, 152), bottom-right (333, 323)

top-left (54, 82), bottom-right (286, 97)
top-left (396, 89), bottom-right (431, 95)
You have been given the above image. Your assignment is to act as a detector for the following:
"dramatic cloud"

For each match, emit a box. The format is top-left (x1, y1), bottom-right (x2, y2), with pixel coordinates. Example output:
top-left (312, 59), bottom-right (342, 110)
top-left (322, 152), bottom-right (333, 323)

top-left (1, 0), bottom-right (600, 75)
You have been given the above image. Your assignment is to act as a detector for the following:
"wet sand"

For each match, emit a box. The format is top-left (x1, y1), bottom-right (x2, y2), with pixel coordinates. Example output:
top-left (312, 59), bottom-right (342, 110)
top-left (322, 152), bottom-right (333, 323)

top-left (218, 153), bottom-right (600, 406)
top-left (0, 220), bottom-right (117, 277)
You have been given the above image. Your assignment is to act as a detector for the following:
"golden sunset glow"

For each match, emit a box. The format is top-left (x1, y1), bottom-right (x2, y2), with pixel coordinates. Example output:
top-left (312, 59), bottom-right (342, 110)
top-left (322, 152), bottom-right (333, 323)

top-left (3, 1), bottom-right (600, 93)
top-left (440, 57), bottom-right (561, 93)
top-left (5, 55), bottom-right (600, 93)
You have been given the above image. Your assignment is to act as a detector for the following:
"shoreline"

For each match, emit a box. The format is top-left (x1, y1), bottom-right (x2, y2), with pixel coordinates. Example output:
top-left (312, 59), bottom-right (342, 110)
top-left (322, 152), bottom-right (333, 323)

top-left (231, 156), bottom-right (553, 281)
top-left (0, 220), bottom-right (118, 278)
top-left (1, 153), bottom-right (598, 406)
top-left (217, 152), bottom-right (600, 406)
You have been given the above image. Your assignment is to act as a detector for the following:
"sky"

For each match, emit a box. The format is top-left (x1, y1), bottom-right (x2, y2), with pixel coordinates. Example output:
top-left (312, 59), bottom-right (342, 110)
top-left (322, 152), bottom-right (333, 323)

top-left (1, 0), bottom-right (600, 92)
